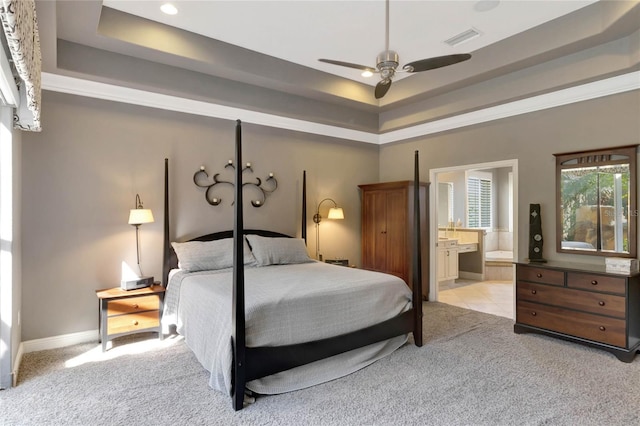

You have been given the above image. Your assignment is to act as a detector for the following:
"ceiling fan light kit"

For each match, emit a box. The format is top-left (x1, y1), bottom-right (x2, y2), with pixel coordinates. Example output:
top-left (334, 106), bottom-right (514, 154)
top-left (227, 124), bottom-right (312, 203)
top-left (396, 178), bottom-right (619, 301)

top-left (318, 0), bottom-right (472, 99)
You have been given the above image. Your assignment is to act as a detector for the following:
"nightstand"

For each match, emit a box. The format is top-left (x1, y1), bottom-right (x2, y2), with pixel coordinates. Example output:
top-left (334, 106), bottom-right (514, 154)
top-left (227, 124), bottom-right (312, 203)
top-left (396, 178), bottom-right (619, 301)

top-left (95, 285), bottom-right (165, 352)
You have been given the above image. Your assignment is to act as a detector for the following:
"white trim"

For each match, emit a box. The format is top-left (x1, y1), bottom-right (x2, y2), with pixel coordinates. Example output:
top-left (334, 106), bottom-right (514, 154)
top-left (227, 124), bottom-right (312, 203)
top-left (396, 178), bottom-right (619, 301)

top-left (12, 342), bottom-right (23, 387)
top-left (21, 329), bottom-right (98, 353)
top-left (380, 72), bottom-right (640, 144)
top-left (429, 159), bottom-right (518, 303)
top-left (42, 71), bottom-right (639, 145)
top-left (0, 42), bottom-right (19, 107)
top-left (41, 73), bottom-right (379, 145)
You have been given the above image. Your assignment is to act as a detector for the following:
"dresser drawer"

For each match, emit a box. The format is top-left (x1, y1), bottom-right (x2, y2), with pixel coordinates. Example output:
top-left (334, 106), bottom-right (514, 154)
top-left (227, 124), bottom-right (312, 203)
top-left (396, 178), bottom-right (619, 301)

top-left (567, 272), bottom-right (626, 295)
top-left (516, 300), bottom-right (626, 347)
top-left (107, 295), bottom-right (159, 316)
top-left (516, 265), bottom-right (564, 286)
top-left (517, 282), bottom-right (626, 318)
top-left (107, 310), bottom-right (159, 335)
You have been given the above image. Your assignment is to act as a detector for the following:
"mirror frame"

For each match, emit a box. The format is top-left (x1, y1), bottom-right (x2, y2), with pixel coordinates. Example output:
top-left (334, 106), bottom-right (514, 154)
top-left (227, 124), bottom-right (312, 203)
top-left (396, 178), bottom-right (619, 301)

top-left (555, 145), bottom-right (638, 258)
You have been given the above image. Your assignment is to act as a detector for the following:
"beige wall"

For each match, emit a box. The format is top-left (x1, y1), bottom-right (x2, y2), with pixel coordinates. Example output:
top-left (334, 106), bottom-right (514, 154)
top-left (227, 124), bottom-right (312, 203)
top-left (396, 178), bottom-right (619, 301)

top-left (19, 87), bottom-right (640, 341)
top-left (380, 90), bottom-right (640, 265)
top-left (20, 91), bottom-right (379, 341)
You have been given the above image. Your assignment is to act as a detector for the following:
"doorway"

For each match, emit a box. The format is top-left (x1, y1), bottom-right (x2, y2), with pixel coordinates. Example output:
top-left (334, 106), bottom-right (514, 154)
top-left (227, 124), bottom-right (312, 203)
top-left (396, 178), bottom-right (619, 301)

top-left (429, 159), bottom-right (518, 319)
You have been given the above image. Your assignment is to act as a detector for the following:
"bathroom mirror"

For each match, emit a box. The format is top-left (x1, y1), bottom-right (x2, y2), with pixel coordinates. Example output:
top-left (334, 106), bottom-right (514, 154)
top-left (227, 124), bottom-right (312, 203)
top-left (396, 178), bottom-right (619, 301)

top-left (555, 145), bottom-right (637, 257)
top-left (438, 182), bottom-right (453, 227)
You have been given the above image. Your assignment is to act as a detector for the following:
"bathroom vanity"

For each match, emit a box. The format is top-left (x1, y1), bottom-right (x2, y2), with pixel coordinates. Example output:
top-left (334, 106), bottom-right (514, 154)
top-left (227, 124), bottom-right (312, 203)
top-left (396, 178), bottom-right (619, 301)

top-left (514, 261), bottom-right (640, 362)
top-left (437, 239), bottom-right (459, 283)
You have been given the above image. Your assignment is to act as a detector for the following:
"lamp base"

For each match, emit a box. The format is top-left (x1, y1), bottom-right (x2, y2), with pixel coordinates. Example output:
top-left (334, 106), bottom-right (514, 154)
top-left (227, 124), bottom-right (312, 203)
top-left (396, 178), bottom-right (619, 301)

top-left (120, 276), bottom-right (154, 291)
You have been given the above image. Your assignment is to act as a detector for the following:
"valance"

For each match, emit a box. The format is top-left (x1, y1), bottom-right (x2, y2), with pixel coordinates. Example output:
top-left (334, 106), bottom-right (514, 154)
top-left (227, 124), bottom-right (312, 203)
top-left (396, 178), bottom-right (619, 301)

top-left (0, 0), bottom-right (41, 131)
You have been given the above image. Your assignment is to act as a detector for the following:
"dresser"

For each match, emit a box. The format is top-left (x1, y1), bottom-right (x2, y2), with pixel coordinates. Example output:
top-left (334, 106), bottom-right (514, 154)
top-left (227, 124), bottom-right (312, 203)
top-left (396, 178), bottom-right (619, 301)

top-left (358, 181), bottom-right (429, 299)
top-left (514, 261), bottom-right (640, 362)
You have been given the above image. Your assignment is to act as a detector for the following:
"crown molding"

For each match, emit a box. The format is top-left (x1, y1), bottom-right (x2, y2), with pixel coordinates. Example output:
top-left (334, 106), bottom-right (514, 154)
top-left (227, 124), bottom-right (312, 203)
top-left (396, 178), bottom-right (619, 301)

top-left (42, 71), bottom-right (639, 145)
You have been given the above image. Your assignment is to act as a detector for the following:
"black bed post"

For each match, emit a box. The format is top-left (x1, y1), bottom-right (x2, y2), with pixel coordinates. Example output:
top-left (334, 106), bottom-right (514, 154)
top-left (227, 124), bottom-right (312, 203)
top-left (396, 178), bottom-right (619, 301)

top-left (231, 120), bottom-right (247, 411)
top-left (162, 158), bottom-right (170, 287)
top-left (302, 170), bottom-right (307, 243)
top-left (413, 150), bottom-right (424, 347)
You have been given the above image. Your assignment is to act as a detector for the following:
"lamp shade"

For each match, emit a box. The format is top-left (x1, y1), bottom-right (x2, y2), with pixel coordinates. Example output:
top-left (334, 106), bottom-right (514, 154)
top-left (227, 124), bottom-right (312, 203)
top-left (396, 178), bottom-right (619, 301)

top-left (327, 207), bottom-right (344, 220)
top-left (128, 208), bottom-right (154, 225)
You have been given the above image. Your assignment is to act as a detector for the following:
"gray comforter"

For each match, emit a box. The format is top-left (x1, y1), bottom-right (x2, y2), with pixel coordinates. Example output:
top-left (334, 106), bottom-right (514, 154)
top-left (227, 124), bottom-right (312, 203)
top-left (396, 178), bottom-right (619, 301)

top-left (163, 261), bottom-right (412, 395)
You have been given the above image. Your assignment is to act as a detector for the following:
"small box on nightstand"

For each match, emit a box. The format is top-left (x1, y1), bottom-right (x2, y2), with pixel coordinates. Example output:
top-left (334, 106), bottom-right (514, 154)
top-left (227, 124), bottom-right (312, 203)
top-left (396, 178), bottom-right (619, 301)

top-left (325, 259), bottom-right (349, 267)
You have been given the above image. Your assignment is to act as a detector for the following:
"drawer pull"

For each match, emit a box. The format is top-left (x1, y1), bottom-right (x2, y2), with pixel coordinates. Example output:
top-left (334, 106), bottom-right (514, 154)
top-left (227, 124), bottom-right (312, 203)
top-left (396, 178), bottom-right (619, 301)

top-left (599, 326), bottom-right (606, 331)
top-left (598, 301), bottom-right (605, 306)
top-left (531, 311), bottom-right (537, 316)
top-left (132, 304), bottom-right (139, 309)
top-left (133, 320), bottom-right (139, 326)
top-left (536, 273), bottom-right (542, 278)
top-left (591, 280), bottom-right (598, 286)
top-left (531, 290), bottom-right (537, 295)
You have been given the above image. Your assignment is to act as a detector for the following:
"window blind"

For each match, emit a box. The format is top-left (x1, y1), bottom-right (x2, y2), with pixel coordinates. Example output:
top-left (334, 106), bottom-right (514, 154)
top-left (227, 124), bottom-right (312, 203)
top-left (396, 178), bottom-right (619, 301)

top-left (467, 176), bottom-right (491, 228)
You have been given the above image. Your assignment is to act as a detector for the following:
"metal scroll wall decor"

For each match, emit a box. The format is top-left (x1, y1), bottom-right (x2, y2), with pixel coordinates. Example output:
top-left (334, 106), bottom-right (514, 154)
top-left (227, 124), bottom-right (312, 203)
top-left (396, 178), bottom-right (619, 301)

top-left (193, 160), bottom-right (277, 207)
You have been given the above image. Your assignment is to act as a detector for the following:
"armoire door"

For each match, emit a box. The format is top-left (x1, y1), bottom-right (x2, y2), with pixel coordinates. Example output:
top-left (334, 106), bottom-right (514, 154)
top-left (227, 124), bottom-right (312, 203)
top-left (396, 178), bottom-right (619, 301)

top-left (361, 190), bottom-right (388, 272)
top-left (384, 188), bottom-right (408, 282)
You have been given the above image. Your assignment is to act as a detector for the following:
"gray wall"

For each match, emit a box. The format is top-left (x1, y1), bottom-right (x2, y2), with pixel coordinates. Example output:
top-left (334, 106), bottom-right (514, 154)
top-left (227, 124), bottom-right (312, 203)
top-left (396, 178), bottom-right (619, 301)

top-left (18, 87), bottom-right (640, 342)
top-left (20, 91), bottom-right (379, 341)
top-left (496, 167), bottom-right (512, 231)
top-left (380, 90), bottom-right (640, 265)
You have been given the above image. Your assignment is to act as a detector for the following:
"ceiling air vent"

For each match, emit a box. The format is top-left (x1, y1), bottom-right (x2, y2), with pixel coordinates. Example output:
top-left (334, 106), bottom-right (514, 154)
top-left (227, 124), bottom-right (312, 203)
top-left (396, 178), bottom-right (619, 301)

top-left (444, 28), bottom-right (481, 47)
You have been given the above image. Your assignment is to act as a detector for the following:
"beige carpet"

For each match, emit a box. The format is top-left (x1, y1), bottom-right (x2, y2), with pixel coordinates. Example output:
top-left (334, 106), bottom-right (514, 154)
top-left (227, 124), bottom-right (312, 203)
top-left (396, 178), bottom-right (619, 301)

top-left (2, 302), bottom-right (639, 425)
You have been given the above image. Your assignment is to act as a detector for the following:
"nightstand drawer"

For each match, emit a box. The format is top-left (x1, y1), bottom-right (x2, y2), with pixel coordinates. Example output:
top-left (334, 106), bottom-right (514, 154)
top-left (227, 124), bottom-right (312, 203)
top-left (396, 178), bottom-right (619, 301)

top-left (567, 272), bottom-right (626, 295)
top-left (107, 295), bottom-right (159, 316)
top-left (517, 300), bottom-right (626, 347)
top-left (107, 311), bottom-right (159, 335)
top-left (517, 281), bottom-right (626, 318)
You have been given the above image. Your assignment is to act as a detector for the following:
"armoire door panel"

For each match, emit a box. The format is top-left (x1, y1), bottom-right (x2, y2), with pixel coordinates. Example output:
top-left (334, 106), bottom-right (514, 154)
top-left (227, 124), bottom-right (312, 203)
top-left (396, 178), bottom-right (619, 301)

top-left (385, 189), bottom-right (408, 280)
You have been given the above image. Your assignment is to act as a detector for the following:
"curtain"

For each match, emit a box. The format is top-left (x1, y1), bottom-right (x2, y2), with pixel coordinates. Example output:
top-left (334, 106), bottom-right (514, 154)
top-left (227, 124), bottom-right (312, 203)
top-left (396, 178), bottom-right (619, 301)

top-left (0, 0), bottom-right (41, 131)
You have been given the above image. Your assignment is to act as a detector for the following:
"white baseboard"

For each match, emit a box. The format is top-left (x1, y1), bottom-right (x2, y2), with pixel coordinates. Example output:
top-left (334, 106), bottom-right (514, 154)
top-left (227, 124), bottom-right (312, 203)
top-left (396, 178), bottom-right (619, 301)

top-left (11, 330), bottom-right (98, 387)
top-left (12, 342), bottom-right (23, 387)
top-left (21, 329), bottom-right (99, 354)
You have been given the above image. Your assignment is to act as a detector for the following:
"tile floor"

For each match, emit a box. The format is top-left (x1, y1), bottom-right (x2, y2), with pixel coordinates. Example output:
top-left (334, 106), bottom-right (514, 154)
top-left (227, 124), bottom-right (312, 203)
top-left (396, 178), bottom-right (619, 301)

top-left (438, 278), bottom-right (514, 319)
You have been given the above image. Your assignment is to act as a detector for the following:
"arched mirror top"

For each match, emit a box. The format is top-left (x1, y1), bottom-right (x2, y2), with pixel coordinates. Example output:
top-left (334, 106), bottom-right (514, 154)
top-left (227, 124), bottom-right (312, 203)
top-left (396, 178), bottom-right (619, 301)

top-left (555, 145), bottom-right (638, 258)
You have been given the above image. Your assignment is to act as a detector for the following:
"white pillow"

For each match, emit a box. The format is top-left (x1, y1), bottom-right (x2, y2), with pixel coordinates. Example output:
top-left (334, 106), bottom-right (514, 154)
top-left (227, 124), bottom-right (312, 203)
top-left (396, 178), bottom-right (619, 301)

top-left (245, 235), bottom-right (312, 266)
top-left (171, 238), bottom-right (255, 272)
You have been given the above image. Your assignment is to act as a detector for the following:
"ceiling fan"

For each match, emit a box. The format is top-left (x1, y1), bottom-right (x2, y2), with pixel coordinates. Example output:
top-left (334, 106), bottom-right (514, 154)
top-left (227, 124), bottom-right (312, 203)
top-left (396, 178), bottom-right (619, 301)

top-left (319, 0), bottom-right (471, 99)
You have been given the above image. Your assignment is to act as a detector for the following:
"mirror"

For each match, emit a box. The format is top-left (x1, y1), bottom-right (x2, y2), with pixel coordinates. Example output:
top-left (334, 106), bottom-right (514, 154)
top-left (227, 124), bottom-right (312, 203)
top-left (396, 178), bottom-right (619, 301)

top-left (437, 182), bottom-right (453, 227)
top-left (555, 145), bottom-right (637, 257)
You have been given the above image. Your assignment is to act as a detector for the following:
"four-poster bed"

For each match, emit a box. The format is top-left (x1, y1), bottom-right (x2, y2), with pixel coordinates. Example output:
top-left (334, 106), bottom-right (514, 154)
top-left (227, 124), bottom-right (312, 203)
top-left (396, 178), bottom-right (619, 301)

top-left (161, 120), bottom-right (424, 411)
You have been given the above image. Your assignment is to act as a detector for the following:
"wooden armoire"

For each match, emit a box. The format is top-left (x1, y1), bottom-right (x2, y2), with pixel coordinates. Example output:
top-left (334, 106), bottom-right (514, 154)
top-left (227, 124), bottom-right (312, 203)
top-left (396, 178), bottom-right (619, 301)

top-left (358, 181), bottom-right (429, 300)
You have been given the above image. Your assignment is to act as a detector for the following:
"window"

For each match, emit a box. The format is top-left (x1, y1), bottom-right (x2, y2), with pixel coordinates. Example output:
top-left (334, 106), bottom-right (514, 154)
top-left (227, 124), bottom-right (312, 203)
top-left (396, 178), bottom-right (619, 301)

top-left (467, 174), bottom-right (492, 228)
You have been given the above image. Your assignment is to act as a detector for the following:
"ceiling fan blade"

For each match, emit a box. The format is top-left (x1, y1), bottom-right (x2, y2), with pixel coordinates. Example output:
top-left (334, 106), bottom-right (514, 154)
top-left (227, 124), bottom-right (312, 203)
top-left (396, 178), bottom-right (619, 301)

top-left (403, 54), bottom-right (471, 73)
top-left (375, 79), bottom-right (392, 99)
top-left (318, 59), bottom-right (376, 73)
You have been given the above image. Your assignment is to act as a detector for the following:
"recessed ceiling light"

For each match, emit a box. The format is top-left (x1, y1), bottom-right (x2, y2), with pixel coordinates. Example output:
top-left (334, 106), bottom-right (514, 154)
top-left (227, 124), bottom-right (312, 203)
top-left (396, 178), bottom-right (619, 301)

top-left (160, 3), bottom-right (178, 15)
top-left (361, 70), bottom-right (373, 78)
top-left (474, 0), bottom-right (500, 13)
